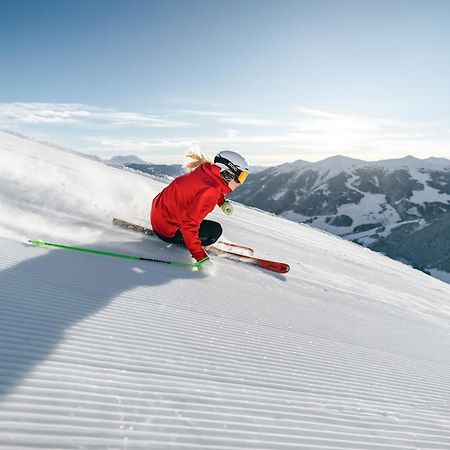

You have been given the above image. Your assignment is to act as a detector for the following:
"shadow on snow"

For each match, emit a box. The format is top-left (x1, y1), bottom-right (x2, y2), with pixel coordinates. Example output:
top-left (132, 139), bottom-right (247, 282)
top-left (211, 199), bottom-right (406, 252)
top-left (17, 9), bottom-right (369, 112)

top-left (0, 240), bottom-right (198, 400)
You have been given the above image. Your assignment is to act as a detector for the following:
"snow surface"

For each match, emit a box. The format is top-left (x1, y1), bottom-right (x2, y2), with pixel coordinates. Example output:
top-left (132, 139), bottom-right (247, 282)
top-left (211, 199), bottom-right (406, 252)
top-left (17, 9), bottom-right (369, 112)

top-left (1, 131), bottom-right (450, 449)
top-left (408, 169), bottom-right (450, 205)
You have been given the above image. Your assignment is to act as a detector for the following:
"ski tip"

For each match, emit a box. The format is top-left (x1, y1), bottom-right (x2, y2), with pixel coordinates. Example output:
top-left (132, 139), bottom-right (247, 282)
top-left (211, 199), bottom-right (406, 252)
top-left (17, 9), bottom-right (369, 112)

top-left (277, 264), bottom-right (290, 274)
top-left (259, 260), bottom-right (290, 274)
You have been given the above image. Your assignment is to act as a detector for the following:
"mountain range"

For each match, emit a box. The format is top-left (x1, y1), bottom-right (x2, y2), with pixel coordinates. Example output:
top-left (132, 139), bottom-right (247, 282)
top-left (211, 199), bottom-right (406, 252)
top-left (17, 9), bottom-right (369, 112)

top-left (105, 155), bottom-right (270, 178)
top-left (231, 155), bottom-right (450, 282)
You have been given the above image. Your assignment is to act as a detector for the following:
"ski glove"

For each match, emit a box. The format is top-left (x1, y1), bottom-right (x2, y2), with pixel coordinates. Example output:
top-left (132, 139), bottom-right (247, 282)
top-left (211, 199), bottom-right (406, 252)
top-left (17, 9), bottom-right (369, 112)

top-left (221, 200), bottom-right (234, 216)
top-left (195, 256), bottom-right (215, 275)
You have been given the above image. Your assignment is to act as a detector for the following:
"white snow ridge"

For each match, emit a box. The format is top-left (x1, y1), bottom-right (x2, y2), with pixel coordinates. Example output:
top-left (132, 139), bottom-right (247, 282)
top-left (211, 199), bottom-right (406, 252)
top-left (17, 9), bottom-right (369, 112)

top-left (1, 130), bottom-right (450, 449)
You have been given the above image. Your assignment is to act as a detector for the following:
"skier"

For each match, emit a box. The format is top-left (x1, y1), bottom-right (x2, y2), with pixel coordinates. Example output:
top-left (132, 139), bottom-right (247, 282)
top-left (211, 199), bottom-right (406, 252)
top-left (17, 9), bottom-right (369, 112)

top-left (150, 150), bottom-right (249, 272)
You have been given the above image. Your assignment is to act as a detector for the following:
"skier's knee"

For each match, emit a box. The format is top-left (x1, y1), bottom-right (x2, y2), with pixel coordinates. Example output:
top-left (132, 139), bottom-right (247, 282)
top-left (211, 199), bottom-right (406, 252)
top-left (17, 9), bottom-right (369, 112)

top-left (213, 222), bottom-right (223, 242)
top-left (202, 221), bottom-right (222, 246)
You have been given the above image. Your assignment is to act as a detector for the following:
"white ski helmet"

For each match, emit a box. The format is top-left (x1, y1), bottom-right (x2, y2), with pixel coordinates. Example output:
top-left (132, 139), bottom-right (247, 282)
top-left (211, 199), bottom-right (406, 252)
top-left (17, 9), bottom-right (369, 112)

top-left (214, 150), bottom-right (249, 184)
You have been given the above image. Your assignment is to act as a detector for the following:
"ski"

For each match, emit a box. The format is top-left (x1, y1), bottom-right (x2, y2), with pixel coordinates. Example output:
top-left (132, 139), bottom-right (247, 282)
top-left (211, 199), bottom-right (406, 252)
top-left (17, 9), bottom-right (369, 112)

top-left (112, 218), bottom-right (290, 274)
top-left (207, 246), bottom-right (290, 274)
top-left (28, 240), bottom-right (198, 270)
top-left (112, 218), bottom-right (254, 256)
top-left (113, 218), bottom-right (155, 237)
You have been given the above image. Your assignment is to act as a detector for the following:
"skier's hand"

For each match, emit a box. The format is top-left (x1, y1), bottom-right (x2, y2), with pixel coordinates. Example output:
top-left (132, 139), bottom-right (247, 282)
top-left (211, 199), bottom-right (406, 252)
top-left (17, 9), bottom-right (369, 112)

top-left (195, 256), bottom-right (215, 275)
top-left (221, 200), bottom-right (234, 216)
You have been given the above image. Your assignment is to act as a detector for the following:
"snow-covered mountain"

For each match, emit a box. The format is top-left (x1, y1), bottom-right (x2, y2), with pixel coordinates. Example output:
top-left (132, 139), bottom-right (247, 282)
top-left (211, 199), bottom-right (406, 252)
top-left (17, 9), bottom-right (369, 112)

top-left (115, 160), bottom-right (271, 181)
top-left (106, 155), bottom-right (186, 180)
top-left (1, 131), bottom-right (450, 449)
top-left (108, 155), bottom-right (150, 165)
top-left (123, 162), bottom-right (186, 180)
top-left (232, 155), bottom-right (450, 281)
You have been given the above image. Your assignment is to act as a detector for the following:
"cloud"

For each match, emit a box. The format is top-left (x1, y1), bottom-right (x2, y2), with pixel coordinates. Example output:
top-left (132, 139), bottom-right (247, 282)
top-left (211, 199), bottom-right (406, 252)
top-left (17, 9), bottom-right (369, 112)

top-left (225, 129), bottom-right (239, 138)
top-left (0, 103), bottom-right (91, 124)
top-left (292, 106), bottom-right (402, 133)
top-left (3, 102), bottom-right (450, 165)
top-left (84, 106), bottom-right (450, 165)
top-left (285, 106), bottom-right (450, 159)
top-left (83, 136), bottom-right (202, 153)
top-left (173, 109), bottom-right (230, 117)
top-left (217, 116), bottom-right (282, 126)
top-left (0, 103), bottom-right (193, 128)
top-left (176, 109), bottom-right (282, 127)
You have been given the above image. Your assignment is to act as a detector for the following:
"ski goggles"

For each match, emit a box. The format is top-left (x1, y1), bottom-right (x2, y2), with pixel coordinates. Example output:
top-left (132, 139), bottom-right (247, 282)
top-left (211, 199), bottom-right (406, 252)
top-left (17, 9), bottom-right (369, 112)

top-left (236, 169), bottom-right (249, 184)
top-left (215, 155), bottom-right (249, 184)
top-left (222, 168), bottom-right (249, 184)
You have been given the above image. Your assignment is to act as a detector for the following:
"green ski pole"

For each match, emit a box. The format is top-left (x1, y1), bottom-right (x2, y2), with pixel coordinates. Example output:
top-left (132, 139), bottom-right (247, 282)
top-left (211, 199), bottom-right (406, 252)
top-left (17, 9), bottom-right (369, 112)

top-left (28, 240), bottom-right (198, 270)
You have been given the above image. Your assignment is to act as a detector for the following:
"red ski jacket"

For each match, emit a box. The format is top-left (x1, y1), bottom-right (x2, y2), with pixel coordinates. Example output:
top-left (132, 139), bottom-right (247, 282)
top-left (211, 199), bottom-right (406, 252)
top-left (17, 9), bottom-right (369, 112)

top-left (150, 163), bottom-right (231, 261)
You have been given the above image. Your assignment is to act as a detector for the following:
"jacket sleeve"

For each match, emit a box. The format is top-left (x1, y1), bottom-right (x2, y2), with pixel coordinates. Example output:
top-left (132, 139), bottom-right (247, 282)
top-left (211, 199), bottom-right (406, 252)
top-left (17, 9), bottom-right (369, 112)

top-left (179, 186), bottom-right (219, 261)
top-left (216, 193), bottom-right (226, 208)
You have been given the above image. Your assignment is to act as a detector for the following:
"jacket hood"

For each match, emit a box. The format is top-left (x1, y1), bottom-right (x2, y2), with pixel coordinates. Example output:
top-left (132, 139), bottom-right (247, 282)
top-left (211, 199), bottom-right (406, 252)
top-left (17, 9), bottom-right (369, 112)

top-left (198, 163), bottom-right (232, 194)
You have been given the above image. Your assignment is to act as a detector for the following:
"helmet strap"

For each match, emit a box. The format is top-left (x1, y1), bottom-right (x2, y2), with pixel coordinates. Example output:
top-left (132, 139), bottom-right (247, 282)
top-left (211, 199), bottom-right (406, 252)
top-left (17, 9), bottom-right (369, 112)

top-left (214, 155), bottom-right (240, 175)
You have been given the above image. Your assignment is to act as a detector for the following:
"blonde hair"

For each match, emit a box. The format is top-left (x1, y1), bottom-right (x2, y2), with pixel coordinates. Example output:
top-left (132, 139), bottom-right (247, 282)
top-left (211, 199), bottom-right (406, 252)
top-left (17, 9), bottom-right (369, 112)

top-left (185, 151), bottom-right (213, 172)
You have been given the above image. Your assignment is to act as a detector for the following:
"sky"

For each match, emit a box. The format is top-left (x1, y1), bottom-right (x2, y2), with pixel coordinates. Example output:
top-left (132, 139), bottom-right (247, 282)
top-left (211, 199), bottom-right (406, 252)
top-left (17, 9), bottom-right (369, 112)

top-left (1, 0), bottom-right (450, 166)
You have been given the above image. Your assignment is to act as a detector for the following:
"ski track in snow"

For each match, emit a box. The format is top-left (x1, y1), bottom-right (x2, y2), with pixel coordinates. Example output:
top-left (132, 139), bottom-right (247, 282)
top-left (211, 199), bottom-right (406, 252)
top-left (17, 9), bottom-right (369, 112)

top-left (1, 131), bottom-right (450, 449)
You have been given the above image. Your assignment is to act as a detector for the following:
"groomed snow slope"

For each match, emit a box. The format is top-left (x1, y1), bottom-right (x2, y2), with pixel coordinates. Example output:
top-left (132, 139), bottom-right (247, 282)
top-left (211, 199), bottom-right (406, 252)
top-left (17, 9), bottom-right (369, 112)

top-left (1, 131), bottom-right (450, 449)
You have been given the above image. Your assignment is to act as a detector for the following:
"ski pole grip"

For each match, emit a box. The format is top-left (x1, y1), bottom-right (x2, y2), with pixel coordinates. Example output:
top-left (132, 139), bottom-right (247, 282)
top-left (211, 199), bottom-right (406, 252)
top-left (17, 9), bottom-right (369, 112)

top-left (28, 240), bottom-right (46, 247)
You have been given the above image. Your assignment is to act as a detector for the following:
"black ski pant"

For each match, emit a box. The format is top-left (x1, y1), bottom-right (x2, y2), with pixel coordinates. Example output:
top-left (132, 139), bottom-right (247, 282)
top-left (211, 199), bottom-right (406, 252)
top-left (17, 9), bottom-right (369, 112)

top-left (154, 220), bottom-right (222, 248)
